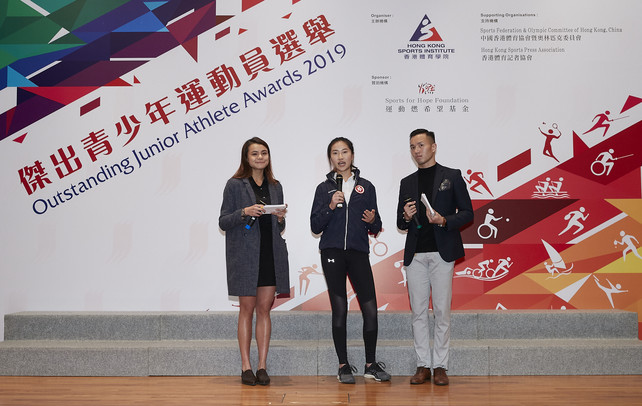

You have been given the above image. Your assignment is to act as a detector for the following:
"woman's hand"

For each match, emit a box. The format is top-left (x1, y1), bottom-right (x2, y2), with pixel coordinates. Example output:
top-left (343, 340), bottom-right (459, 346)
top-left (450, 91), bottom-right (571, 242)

top-left (329, 191), bottom-right (345, 210)
top-left (362, 209), bottom-right (376, 224)
top-left (273, 204), bottom-right (288, 223)
top-left (244, 204), bottom-right (265, 217)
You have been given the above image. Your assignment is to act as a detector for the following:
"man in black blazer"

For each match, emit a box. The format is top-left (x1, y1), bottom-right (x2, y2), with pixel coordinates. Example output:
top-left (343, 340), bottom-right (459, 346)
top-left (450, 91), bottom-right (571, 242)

top-left (397, 129), bottom-right (473, 386)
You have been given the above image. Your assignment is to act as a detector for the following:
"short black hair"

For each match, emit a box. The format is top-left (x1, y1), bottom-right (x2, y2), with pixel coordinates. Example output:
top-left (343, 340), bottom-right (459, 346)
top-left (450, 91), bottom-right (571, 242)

top-left (409, 128), bottom-right (435, 142)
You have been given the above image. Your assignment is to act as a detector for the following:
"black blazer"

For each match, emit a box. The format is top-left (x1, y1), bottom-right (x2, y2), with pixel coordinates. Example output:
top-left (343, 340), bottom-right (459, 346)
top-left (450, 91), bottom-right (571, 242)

top-left (396, 163), bottom-right (473, 266)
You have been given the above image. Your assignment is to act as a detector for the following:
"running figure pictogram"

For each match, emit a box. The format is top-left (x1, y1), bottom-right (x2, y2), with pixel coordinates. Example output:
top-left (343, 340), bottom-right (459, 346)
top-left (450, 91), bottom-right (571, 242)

top-left (583, 110), bottom-right (613, 137)
top-left (465, 169), bottom-right (493, 197)
top-left (558, 207), bottom-right (589, 236)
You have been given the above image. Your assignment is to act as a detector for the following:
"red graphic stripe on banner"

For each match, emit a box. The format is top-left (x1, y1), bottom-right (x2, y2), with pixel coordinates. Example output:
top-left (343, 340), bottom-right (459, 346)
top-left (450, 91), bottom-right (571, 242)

top-left (2, 108), bottom-right (15, 137)
top-left (80, 98), bottom-right (101, 116)
top-left (216, 26), bottom-right (231, 40)
top-left (181, 37), bottom-right (198, 62)
top-left (104, 78), bottom-right (131, 87)
top-left (13, 133), bottom-right (27, 144)
top-left (571, 131), bottom-right (590, 156)
top-left (497, 149), bottom-right (531, 181)
top-left (620, 95), bottom-right (642, 114)
top-left (242, 0), bottom-right (265, 12)
top-left (23, 87), bottom-right (99, 106)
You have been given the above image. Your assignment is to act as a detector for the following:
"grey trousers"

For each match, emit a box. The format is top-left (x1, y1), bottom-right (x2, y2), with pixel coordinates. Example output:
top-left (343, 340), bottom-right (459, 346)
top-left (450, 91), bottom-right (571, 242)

top-left (406, 252), bottom-right (454, 370)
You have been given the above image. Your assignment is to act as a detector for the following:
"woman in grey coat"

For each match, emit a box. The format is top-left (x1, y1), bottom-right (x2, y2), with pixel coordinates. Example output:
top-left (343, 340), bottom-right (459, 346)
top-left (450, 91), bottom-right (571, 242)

top-left (219, 137), bottom-right (289, 386)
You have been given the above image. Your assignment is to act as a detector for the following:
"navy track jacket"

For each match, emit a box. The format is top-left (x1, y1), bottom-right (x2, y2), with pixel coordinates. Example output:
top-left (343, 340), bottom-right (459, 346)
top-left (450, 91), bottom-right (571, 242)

top-left (310, 168), bottom-right (382, 254)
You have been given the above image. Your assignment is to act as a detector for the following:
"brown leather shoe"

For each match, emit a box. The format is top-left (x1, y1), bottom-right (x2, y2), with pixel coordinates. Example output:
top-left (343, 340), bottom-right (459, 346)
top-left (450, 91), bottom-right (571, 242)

top-left (410, 366), bottom-right (431, 384)
top-left (433, 367), bottom-right (449, 386)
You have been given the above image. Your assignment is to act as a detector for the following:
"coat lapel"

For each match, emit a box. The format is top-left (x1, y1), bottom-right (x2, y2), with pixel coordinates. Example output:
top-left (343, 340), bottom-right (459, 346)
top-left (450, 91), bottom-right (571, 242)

top-left (268, 182), bottom-right (279, 204)
top-left (242, 178), bottom-right (255, 204)
top-left (431, 164), bottom-right (444, 205)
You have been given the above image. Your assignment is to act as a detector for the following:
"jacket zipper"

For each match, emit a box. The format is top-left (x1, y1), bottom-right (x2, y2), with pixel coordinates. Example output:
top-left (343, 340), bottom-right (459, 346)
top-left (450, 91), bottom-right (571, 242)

top-left (343, 202), bottom-right (348, 250)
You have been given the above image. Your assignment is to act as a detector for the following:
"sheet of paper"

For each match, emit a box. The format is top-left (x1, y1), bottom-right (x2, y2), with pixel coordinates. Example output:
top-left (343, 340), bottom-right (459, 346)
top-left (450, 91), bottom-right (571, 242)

top-left (420, 193), bottom-right (435, 217)
top-left (263, 204), bottom-right (286, 214)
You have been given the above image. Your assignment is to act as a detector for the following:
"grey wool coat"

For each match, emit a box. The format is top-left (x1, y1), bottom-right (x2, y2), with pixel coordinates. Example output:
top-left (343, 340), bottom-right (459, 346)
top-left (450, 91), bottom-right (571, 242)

top-left (218, 177), bottom-right (290, 296)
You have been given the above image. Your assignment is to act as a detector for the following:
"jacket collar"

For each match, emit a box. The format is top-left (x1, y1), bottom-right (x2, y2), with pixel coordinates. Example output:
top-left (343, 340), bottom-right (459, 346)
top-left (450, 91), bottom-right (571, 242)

top-left (326, 167), bottom-right (361, 184)
top-left (241, 177), bottom-right (276, 202)
top-left (409, 163), bottom-right (443, 202)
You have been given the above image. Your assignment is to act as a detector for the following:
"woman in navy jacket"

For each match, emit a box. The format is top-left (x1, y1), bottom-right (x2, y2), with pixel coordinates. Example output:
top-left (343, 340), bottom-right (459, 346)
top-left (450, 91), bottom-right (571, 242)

top-left (310, 137), bottom-right (391, 383)
top-left (219, 137), bottom-right (289, 386)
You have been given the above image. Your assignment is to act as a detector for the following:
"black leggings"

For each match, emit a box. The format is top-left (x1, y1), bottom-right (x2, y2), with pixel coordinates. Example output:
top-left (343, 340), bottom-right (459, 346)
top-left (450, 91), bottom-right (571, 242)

top-left (320, 248), bottom-right (378, 364)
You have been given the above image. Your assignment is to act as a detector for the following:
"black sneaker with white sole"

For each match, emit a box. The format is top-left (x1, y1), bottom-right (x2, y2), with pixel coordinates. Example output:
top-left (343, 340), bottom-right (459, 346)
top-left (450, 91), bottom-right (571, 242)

top-left (337, 364), bottom-right (357, 384)
top-left (363, 362), bottom-right (391, 382)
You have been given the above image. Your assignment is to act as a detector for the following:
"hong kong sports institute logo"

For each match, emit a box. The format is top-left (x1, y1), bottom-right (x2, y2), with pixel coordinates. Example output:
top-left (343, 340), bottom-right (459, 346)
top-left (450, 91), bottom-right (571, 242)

top-left (399, 13), bottom-right (454, 60)
top-left (410, 15), bottom-right (444, 42)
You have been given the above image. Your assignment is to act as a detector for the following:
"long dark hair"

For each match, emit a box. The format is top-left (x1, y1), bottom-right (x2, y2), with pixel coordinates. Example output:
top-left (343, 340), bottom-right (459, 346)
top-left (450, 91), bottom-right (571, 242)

top-left (326, 137), bottom-right (356, 171)
top-left (232, 137), bottom-right (278, 184)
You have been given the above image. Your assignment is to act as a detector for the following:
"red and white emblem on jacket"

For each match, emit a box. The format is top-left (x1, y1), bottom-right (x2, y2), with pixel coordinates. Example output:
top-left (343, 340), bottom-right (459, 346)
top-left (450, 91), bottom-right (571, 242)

top-left (355, 185), bottom-right (365, 194)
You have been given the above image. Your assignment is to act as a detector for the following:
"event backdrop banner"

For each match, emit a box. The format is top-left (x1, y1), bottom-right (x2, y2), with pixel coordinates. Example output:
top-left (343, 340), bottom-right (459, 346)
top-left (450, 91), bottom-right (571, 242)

top-left (1, 0), bottom-right (641, 338)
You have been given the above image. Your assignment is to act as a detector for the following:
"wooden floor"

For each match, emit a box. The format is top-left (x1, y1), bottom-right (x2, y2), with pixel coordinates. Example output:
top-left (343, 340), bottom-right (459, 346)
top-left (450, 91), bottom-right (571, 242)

top-left (1, 375), bottom-right (641, 405)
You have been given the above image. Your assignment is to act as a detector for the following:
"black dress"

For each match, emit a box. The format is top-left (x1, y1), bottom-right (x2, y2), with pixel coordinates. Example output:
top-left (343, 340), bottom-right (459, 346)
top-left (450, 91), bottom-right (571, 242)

top-left (249, 177), bottom-right (276, 287)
